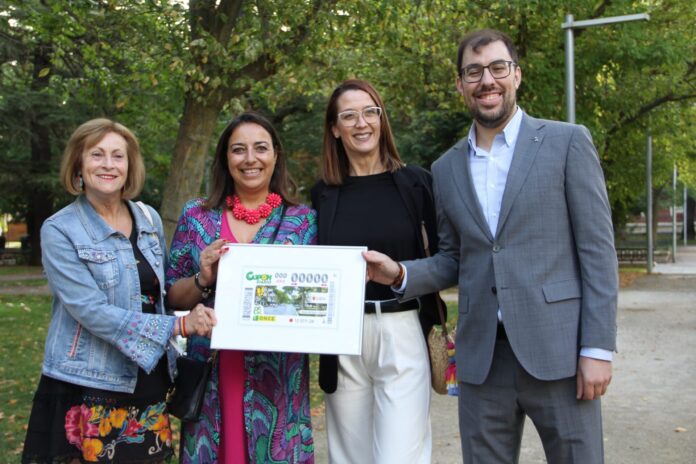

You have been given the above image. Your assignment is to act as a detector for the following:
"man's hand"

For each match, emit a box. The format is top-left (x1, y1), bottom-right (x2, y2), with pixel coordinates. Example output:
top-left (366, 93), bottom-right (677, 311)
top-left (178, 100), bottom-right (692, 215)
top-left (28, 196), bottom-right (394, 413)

top-left (362, 250), bottom-right (401, 286)
top-left (576, 356), bottom-right (612, 400)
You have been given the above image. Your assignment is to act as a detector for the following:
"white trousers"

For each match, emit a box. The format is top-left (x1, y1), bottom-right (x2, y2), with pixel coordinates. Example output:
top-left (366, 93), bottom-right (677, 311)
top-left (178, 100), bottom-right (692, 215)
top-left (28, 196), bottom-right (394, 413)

top-left (325, 307), bottom-right (432, 464)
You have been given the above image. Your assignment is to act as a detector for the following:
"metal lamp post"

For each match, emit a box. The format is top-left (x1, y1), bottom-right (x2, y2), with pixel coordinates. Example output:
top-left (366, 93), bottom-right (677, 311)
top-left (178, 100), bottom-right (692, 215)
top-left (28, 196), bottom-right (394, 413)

top-left (562, 12), bottom-right (650, 269)
top-left (562, 13), bottom-right (650, 124)
top-left (672, 164), bottom-right (677, 263)
top-left (685, 186), bottom-right (689, 246)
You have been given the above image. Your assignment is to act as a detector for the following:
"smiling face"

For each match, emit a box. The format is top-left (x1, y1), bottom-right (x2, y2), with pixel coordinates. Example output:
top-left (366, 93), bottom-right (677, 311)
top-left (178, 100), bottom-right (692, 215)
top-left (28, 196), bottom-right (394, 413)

top-left (227, 122), bottom-right (278, 198)
top-left (331, 89), bottom-right (381, 160)
top-left (80, 131), bottom-right (129, 202)
top-left (456, 40), bottom-right (521, 130)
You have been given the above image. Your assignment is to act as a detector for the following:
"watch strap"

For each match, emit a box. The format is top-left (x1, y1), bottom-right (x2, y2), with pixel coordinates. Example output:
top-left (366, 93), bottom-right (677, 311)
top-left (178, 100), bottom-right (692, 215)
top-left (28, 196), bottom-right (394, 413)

top-left (194, 272), bottom-right (213, 299)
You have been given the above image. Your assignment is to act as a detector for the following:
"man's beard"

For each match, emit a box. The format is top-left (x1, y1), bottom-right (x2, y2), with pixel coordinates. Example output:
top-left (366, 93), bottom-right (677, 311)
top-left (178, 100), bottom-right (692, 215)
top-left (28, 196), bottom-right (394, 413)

top-left (468, 88), bottom-right (516, 129)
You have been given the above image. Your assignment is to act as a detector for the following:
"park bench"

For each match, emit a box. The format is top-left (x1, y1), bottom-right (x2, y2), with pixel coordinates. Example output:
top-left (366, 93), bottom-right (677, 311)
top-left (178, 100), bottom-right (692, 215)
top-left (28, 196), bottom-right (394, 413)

top-left (616, 247), bottom-right (649, 264)
top-left (0, 249), bottom-right (30, 266)
top-left (616, 247), bottom-right (671, 264)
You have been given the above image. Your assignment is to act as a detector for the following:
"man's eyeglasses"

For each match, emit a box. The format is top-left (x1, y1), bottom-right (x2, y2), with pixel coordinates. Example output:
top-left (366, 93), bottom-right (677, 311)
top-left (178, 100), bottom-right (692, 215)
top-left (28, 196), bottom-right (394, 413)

top-left (337, 106), bottom-right (382, 126)
top-left (460, 60), bottom-right (516, 83)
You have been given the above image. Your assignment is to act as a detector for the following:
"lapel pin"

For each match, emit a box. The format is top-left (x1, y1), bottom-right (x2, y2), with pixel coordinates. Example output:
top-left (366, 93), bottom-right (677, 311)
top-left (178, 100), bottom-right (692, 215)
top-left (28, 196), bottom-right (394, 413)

top-left (532, 136), bottom-right (539, 142)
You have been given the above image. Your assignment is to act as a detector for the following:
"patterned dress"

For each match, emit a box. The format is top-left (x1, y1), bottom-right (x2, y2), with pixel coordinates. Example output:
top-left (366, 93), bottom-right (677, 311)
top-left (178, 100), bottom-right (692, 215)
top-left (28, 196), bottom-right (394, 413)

top-left (166, 198), bottom-right (317, 463)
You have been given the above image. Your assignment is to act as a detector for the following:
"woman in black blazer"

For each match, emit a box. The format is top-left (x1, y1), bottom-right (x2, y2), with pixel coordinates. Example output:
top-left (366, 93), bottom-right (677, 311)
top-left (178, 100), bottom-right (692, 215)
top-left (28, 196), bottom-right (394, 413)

top-left (311, 79), bottom-right (439, 464)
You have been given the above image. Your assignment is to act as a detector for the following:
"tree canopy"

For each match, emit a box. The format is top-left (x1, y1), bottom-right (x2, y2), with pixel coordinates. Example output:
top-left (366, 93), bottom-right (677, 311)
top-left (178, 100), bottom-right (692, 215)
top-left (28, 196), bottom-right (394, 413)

top-left (1, 0), bottom-right (694, 259)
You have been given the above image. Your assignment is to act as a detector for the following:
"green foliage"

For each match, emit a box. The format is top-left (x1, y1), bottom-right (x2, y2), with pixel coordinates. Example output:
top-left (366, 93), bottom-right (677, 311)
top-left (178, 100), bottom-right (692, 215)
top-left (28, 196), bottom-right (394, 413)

top-left (1, 0), bottom-right (694, 233)
top-left (0, 0), bottom-right (187, 214)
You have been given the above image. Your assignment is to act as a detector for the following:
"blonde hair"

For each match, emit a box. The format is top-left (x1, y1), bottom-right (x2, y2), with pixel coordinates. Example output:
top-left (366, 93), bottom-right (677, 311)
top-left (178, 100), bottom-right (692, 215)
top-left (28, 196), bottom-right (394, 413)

top-left (59, 118), bottom-right (145, 199)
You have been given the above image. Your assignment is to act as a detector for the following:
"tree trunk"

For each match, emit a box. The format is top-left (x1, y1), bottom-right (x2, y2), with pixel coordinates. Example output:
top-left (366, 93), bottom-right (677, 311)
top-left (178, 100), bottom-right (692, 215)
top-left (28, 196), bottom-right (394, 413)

top-left (159, 97), bottom-right (225, 241)
top-left (27, 43), bottom-right (54, 266)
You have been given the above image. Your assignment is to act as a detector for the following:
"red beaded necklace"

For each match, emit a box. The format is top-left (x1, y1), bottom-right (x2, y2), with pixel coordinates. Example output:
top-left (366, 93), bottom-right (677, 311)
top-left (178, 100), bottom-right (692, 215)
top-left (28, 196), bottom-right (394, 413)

top-left (225, 192), bottom-right (282, 225)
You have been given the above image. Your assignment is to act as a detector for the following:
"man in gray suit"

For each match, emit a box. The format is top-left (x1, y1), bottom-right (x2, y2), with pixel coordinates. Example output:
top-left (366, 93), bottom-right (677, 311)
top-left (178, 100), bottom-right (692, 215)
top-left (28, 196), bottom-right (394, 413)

top-left (364, 28), bottom-right (617, 463)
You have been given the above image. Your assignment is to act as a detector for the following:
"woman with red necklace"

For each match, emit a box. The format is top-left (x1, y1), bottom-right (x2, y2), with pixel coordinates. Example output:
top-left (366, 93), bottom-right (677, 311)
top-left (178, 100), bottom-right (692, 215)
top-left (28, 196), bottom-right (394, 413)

top-left (166, 112), bottom-right (317, 463)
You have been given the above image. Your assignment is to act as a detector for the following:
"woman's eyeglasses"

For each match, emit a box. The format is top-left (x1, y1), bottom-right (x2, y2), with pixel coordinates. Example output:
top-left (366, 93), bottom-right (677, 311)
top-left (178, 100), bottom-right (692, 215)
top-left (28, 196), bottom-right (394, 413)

top-left (336, 107), bottom-right (382, 127)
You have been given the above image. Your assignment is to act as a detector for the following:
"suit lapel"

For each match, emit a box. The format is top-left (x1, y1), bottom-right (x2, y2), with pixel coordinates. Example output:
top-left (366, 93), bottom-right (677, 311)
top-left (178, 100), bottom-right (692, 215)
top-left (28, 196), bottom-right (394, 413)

top-left (448, 138), bottom-right (493, 241)
top-left (317, 186), bottom-right (340, 245)
top-left (392, 169), bottom-right (419, 226)
top-left (495, 114), bottom-right (545, 237)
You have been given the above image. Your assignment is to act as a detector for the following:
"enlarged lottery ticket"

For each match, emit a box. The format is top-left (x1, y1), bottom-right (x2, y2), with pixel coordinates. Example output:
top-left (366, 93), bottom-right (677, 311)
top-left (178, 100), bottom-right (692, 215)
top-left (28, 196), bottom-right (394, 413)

top-left (240, 268), bottom-right (338, 328)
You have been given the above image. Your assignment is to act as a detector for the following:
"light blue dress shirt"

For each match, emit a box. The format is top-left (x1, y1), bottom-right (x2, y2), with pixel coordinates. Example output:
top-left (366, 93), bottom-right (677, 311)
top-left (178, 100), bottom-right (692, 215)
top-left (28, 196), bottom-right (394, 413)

top-left (467, 106), bottom-right (523, 238)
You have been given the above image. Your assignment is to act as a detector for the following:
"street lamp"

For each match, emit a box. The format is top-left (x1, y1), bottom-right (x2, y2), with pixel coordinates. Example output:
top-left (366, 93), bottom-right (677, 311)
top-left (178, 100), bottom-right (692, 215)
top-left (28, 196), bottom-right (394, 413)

top-left (562, 13), bottom-right (650, 124)
top-left (561, 12), bottom-right (651, 270)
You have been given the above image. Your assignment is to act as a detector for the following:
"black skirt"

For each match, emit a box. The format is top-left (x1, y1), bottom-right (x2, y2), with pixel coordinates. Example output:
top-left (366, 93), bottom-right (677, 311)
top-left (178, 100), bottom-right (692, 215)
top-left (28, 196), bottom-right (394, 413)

top-left (22, 357), bottom-right (174, 464)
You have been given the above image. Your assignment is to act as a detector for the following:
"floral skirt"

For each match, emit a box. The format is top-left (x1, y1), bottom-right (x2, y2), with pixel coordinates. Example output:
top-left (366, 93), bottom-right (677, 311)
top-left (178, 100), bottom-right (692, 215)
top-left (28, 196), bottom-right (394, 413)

top-left (22, 358), bottom-right (174, 463)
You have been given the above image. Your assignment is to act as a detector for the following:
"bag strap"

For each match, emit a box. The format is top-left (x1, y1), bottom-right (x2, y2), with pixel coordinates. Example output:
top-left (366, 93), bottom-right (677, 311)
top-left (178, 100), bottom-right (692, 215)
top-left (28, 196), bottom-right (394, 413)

top-left (420, 222), bottom-right (449, 336)
top-left (135, 201), bottom-right (154, 226)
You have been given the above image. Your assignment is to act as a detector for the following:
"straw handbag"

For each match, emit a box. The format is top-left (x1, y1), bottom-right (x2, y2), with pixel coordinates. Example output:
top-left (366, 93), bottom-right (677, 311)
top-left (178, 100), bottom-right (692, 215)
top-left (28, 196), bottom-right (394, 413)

top-left (427, 296), bottom-right (458, 395)
top-left (421, 223), bottom-right (458, 396)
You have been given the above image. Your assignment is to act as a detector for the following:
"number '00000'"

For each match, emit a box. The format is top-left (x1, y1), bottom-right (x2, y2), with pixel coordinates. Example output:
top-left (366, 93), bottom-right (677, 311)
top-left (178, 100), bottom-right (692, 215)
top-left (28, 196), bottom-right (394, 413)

top-left (291, 272), bottom-right (329, 284)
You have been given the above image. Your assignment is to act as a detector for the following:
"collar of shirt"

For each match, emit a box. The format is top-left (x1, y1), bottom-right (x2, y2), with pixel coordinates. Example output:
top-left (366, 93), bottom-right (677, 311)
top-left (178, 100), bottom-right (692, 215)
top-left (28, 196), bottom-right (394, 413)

top-left (466, 106), bottom-right (524, 156)
top-left (465, 107), bottom-right (524, 238)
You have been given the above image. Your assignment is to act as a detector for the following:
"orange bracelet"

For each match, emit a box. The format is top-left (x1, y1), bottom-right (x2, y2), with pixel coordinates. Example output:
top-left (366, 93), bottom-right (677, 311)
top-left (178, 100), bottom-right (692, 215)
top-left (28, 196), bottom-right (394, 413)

top-left (179, 317), bottom-right (187, 338)
top-left (391, 263), bottom-right (405, 288)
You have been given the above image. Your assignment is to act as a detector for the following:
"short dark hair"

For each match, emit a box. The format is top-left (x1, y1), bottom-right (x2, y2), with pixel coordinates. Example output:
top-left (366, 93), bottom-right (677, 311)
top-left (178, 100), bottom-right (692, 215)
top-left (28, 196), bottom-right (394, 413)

top-left (206, 111), bottom-right (297, 209)
top-left (321, 79), bottom-right (403, 186)
top-left (457, 29), bottom-right (519, 75)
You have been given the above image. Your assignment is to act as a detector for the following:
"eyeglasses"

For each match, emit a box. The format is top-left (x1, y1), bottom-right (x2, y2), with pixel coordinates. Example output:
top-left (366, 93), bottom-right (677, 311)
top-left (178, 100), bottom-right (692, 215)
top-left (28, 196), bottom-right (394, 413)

top-left (460, 60), bottom-right (516, 83)
top-left (336, 106), bottom-right (382, 126)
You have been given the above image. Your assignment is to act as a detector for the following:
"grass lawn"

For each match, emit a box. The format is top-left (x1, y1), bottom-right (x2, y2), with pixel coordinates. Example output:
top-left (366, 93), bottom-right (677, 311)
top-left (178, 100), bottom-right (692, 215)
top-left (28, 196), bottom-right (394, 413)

top-left (0, 266), bottom-right (42, 277)
top-left (0, 295), bottom-right (51, 461)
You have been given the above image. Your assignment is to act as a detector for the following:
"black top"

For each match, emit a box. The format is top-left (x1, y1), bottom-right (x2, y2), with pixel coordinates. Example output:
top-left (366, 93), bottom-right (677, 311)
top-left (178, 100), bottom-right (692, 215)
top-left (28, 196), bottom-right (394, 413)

top-left (130, 223), bottom-right (160, 315)
top-left (330, 172), bottom-right (417, 301)
top-left (311, 165), bottom-right (441, 393)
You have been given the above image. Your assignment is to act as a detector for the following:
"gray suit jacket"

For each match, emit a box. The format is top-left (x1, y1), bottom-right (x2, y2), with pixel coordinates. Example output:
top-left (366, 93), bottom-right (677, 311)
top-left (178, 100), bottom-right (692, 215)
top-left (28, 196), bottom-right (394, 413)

top-left (403, 113), bottom-right (618, 384)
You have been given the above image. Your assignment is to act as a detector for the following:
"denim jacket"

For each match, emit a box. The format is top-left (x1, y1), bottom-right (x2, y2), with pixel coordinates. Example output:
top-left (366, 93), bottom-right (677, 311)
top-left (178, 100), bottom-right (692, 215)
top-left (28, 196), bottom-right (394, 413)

top-left (40, 195), bottom-right (177, 392)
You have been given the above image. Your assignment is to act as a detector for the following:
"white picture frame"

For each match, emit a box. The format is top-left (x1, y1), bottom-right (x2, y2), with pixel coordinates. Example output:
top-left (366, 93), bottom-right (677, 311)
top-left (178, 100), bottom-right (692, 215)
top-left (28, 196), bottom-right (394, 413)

top-left (210, 243), bottom-right (367, 355)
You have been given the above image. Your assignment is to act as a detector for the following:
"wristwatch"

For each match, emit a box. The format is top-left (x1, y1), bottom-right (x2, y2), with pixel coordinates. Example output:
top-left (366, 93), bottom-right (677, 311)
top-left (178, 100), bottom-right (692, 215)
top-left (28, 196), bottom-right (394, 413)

top-left (194, 272), bottom-right (213, 299)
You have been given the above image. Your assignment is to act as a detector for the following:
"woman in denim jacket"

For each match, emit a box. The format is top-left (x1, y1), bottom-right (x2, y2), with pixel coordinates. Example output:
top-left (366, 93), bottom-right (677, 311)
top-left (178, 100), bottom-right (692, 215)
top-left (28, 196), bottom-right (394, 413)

top-left (22, 119), bottom-right (216, 464)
